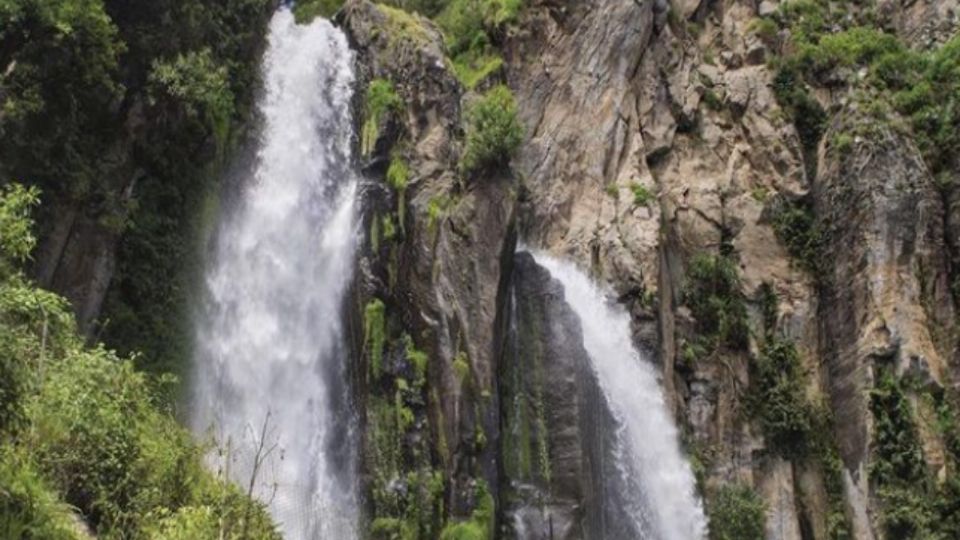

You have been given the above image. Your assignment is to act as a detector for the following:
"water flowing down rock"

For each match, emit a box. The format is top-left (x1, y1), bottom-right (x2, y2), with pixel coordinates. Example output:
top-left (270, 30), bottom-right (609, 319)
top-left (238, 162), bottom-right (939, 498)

top-left (190, 9), bottom-right (360, 539)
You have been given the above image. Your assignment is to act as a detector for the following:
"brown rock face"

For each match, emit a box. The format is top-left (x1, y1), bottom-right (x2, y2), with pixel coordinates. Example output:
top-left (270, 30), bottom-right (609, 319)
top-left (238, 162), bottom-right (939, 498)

top-left (340, 0), bottom-right (517, 519)
top-left (815, 114), bottom-right (955, 538)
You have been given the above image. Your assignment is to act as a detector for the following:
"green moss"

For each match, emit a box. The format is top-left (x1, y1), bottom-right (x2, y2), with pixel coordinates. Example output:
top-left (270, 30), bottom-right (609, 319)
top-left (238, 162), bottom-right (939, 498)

top-left (453, 352), bottom-right (470, 385)
top-left (387, 156), bottom-right (410, 233)
top-left (365, 299), bottom-right (387, 379)
top-left (707, 484), bottom-right (766, 540)
top-left (452, 51), bottom-right (503, 90)
top-left (362, 79), bottom-right (402, 157)
top-left (439, 482), bottom-right (494, 540)
top-left (404, 334), bottom-right (429, 388)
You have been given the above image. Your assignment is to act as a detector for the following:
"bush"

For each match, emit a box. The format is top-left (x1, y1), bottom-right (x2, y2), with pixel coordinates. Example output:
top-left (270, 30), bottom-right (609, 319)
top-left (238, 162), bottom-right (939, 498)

top-left (682, 254), bottom-right (749, 352)
top-left (748, 338), bottom-right (818, 458)
top-left (630, 183), bottom-right (654, 207)
top-left (461, 85), bottom-right (523, 174)
top-left (0, 449), bottom-right (79, 540)
top-left (770, 197), bottom-right (822, 275)
top-left (708, 484), bottom-right (766, 540)
top-left (0, 184), bottom-right (280, 539)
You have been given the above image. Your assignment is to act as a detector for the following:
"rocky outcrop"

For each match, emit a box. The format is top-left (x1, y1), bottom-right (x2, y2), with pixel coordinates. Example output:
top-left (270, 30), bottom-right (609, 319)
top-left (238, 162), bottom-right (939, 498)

top-left (501, 252), bottom-right (622, 539)
top-left (340, 0), bottom-right (517, 524)
top-left (815, 113), bottom-right (956, 538)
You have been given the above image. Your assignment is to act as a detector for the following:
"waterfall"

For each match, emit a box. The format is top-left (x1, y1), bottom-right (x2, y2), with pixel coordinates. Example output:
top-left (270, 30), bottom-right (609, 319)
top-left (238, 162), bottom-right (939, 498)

top-left (190, 8), bottom-right (359, 539)
top-left (530, 252), bottom-right (707, 540)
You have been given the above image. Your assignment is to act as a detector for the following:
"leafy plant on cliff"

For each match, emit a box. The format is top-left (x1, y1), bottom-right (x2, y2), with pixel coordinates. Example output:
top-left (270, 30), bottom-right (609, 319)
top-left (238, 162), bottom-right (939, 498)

top-left (682, 254), bottom-right (749, 353)
top-left (769, 196), bottom-right (822, 275)
top-left (707, 484), bottom-right (766, 540)
top-left (293, 0), bottom-right (345, 23)
top-left (363, 79), bottom-right (402, 157)
top-left (461, 84), bottom-right (523, 175)
top-left (747, 338), bottom-right (818, 459)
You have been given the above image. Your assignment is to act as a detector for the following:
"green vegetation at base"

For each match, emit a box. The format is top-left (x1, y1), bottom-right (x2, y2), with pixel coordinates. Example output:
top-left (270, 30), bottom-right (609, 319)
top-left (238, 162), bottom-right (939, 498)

top-left (0, 185), bottom-right (279, 539)
top-left (439, 482), bottom-right (494, 540)
top-left (707, 484), bottom-right (766, 540)
top-left (461, 85), bottom-right (524, 175)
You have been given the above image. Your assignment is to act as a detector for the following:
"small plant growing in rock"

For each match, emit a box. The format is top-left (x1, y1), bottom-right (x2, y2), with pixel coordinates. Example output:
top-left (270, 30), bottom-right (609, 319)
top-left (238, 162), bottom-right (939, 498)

top-left (362, 79), bottom-right (402, 157)
top-left (461, 85), bottom-right (524, 175)
top-left (630, 183), bottom-right (654, 207)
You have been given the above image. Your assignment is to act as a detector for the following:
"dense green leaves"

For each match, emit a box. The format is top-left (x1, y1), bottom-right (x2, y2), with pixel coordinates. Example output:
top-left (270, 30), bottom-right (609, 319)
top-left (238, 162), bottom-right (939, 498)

top-left (707, 484), bottom-right (766, 540)
top-left (461, 85), bottom-right (523, 174)
top-left (682, 254), bottom-right (749, 352)
top-left (0, 185), bottom-right (279, 538)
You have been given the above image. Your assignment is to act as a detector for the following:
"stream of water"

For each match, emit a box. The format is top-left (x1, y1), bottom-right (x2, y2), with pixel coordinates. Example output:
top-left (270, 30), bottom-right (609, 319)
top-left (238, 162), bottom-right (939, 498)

top-left (531, 251), bottom-right (708, 540)
top-left (190, 9), bottom-right (360, 539)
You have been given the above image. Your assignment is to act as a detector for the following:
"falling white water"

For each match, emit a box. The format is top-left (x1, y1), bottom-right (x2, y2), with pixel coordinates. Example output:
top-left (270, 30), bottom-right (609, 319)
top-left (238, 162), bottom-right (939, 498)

top-left (191, 9), bottom-right (359, 539)
top-left (531, 252), bottom-right (707, 540)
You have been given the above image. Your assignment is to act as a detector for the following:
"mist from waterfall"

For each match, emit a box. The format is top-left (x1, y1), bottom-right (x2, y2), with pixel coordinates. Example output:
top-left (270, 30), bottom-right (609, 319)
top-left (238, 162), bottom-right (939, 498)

top-left (531, 252), bottom-right (707, 540)
top-left (190, 9), bottom-right (359, 539)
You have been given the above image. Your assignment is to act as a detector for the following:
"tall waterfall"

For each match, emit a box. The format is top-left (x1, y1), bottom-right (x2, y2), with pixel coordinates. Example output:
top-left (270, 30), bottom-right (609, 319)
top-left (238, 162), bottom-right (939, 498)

top-left (531, 252), bottom-right (707, 540)
top-left (191, 9), bottom-right (359, 539)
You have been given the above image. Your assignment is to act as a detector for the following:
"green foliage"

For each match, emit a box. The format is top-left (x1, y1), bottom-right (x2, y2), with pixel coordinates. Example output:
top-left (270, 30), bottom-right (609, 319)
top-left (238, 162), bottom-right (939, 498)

top-left (0, 183), bottom-right (40, 274)
top-left (707, 484), bottom-right (766, 540)
top-left (293, 0), bottom-right (345, 23)
top-left (365, 299), bottom-right (387, 379)
top-left (747, 338), bottom-right (818, 459)
top-left (363, 79), bottom-right (402, 157)
top-left (868, 372), bottom-right (945, 539)
top-left (772, 63), bottom-right (826, 155)
top-left (404, 334), bottom-right (429, 388)
top-left (435, 0), bottom-right (521, 88)
top-left (148, 49), bottom-right (233, 144)
top-left (439, 482), bottom-right (494, 540)
top-left (451, 51), bottom-right (503, 90)
top-left (682, 254), bottom-right (749, 353)
top-left (770, 196), bottom-right (822, 274)
top-left (461, 85), bottom-right (523, 174)
top-left (387, 155), bottom-right (409, 232)
top-left (0, 185), bottom-right (279, 539)
top-left (0, 449), bottom-right (79, 540)
top-left (630, 182), bottom-right (654, 207)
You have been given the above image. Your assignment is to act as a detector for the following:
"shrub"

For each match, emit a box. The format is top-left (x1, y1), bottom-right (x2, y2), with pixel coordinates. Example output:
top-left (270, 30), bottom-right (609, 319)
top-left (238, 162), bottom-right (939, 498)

top-left (461, 85), bottom-right (523, 174)
top-left (439, 482), bottom-right (494, 540)
top-left (770, 197), bottom-right (822, 275)
top-left (682, 254), bottom-right (749, 352)
top-left (0, 449), bottom-right (79, 540)
top-left (630, 183), bottom-right (654, 207)
top-left (748, 338), bottom-right (817, 458)
top-left (708, 484), bottom-right (766, 540)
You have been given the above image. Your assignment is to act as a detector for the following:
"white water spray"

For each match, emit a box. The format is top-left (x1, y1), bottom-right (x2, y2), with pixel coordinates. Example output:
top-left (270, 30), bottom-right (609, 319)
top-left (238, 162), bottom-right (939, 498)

top-left (531, 252), bottom-right (707, 540)
top-left (191, 9), bottom-right (359, 539)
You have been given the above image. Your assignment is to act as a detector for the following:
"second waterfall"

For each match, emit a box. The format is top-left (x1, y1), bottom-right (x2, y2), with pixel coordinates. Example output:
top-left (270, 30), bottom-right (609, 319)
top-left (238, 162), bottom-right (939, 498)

top-left (190, 9), bottom-right (360, 540)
